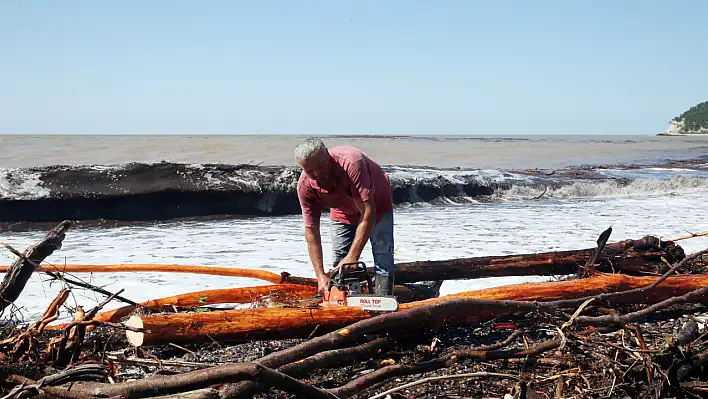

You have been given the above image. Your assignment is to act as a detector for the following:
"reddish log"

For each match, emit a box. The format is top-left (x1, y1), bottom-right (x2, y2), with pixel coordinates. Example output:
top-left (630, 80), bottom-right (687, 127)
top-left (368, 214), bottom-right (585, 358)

top-left (0, 263), bottom-right (288, 284)
top-left (45, 284), bottom-right (317, 330)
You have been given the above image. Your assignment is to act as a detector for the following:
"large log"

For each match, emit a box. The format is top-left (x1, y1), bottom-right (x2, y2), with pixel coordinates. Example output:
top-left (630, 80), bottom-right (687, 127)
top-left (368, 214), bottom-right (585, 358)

top-left (125, 273), bottom-right (708, 346)
top-left (0, 221), bottom-right (71, 312)
top-left (394, 235), bottom-right (686, 283)
top-left (44, 284), bottom-right (318, 331)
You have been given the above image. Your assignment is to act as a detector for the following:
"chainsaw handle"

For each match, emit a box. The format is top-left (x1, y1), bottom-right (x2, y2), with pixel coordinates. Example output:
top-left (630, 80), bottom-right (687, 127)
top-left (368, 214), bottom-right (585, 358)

top-left (327, 261), bottom-right (367, 290)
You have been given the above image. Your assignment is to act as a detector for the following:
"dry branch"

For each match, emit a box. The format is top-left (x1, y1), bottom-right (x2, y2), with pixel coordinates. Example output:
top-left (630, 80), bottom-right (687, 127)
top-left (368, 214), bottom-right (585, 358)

top-left (62, 363), bottom-right (337, 399)
top-left (1, 288), bottom-right (70, 361)
top-left (330, 338), bottom-right (560, 398)
top-left (277, 336), bottom-right (391, 379)
top-left (0, 221), bottom-right (71, 312)
top-left (3, 364), bottom-right (108, 399)
top-left (367, 372), bottom-right (523, 399)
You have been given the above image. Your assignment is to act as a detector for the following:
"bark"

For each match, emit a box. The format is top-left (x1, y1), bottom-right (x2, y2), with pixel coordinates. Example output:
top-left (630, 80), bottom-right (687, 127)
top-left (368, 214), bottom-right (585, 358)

top-left (125, 306), bottom-right (363, 346)
top-left (3, 364), bottom-right (108, 399)
top-left (125, 273), bottom-right (708, 347)
top-left (45, 284), bottom-right (318, 330)
top-left (0, 220), bottom-right (71, 312)
top-left (4, 375), bottom-right (94, 399)
top-left (394, 235), bottom-right (685, 283)
top-left (63, 363), bottom-right (337, 399)
top-left (277, 337), bottom-right (391, 379)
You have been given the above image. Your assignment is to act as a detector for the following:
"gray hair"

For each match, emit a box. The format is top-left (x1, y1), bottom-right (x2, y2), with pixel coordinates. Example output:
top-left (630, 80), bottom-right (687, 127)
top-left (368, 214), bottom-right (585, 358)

top-left (294, 137), bottom-right (326, 161)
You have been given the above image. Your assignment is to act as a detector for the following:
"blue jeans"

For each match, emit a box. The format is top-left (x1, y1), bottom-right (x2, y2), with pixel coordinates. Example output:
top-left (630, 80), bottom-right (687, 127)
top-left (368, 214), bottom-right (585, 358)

top-left (330, 212), bottom-right (395, 277)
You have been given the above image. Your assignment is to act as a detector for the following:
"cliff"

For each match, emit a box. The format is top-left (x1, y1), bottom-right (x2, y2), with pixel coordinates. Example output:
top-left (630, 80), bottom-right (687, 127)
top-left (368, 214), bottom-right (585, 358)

top-left (660, 101), bottom-right (708, 135)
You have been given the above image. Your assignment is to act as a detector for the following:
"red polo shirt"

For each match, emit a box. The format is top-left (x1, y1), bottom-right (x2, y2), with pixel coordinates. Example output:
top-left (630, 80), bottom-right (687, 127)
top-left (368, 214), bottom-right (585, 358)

top-left (297, 146), bottom-right (393, 228)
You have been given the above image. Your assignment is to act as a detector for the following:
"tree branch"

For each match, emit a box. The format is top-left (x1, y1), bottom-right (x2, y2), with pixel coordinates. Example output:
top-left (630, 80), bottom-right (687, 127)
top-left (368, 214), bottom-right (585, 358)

top-left (0, 221), bottom-right (71, 312)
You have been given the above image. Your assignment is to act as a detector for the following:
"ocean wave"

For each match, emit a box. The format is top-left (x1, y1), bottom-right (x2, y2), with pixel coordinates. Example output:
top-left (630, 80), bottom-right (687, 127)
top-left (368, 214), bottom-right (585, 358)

top-left (0, 161), bottom-right (706, 223)
top-left (499, 175), bottom-right (708, 201)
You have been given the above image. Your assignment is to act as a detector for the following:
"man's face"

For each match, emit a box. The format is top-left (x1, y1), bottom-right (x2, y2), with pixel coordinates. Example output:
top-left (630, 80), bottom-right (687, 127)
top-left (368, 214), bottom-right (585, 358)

top-left (298, 149), bottom-right (332, 185)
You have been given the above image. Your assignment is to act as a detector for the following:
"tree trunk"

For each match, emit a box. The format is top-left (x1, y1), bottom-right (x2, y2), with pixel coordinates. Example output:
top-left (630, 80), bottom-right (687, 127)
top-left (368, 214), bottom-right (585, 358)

top-left (44, 284), bottom-right (318, 330)
top-left (0, 263), bottom-right (288, 284)
top-left (125, 273), bottom-right (708, 346)
top-left (0, 221), bottom-right (71, 312)
top-left (394, 236), bottom-right (685, 283)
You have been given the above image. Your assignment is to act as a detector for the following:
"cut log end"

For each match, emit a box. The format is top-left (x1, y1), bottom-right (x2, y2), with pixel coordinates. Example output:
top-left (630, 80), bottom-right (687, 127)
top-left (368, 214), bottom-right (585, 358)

top-left (125, 315), bottom-right (145, 347)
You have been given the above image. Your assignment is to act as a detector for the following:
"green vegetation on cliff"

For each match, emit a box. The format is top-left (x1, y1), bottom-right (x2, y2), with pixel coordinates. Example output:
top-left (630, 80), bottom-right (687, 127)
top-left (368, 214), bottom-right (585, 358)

top-left (673, 101), bottom-right (708, 132)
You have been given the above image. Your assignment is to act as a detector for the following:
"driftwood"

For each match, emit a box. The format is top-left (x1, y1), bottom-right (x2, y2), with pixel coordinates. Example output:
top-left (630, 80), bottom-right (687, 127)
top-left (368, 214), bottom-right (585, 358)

top-left (44, 284), bottom-right (319, 330)
top-left (395, 235), bottom-right (686, 283)
top-left (0, 244), bottom-right (707, 399)
top-left (48, 283), bottom-right (429, 332)
top-left (124, 272), bottom-right (708, 347)
top-left (213, 248), bottom-right (708, 399)
top-left (3, 225), bottom-right (708, 399)
top-left (127, 248), bottom-right (707, 348)
top-left (50, 363), bottom-right (339, 399)
top-left (0, 263), bottom-right (289, 284)
top-left (0, 221), bottom-right (71, 313)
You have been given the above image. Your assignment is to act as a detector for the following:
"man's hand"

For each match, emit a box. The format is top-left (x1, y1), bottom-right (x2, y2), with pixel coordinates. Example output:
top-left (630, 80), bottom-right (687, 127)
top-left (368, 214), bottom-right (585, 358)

top-left (317, 274), bottom-right (330, 296)
top-left (336, 254), bottom-right (360, 272)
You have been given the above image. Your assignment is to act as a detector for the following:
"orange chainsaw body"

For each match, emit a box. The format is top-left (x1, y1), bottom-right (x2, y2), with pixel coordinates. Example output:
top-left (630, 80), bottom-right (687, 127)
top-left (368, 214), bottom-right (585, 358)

top-left (322, 284), bottom-right (349, 307)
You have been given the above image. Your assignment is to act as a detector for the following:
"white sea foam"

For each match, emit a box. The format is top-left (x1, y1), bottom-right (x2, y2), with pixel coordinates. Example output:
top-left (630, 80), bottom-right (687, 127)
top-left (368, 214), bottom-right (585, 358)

top-left (500, 175), bottom-right (708, 200)
top-left (0, 169), bottom-right (51, 199)
top-left (387, 166), bottom-right (533, 186)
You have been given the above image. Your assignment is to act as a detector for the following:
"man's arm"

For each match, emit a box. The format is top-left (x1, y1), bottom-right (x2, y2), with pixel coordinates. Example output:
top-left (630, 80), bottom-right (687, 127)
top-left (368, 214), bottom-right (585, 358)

top-left (342, 199), bottom-right (377, 263)
top-left (297, 180), bottom-right (328, 292)
top-left (304, 224), bottom-right (327, 285)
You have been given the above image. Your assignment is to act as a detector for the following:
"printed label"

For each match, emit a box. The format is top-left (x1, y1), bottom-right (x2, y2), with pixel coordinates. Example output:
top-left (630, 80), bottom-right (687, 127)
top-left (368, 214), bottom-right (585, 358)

top-left (352, 296), bottom-right (399, 312)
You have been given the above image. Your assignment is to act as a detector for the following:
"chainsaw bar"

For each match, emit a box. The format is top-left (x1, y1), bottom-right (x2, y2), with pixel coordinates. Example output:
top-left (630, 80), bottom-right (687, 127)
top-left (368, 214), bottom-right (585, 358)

top-left (348, 295), bottom-right (399, 312)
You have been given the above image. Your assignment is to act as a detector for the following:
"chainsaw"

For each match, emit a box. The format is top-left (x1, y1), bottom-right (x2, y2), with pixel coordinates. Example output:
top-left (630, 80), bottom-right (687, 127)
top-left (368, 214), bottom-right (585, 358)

top-left (322, 261), bottom-right (399, 312)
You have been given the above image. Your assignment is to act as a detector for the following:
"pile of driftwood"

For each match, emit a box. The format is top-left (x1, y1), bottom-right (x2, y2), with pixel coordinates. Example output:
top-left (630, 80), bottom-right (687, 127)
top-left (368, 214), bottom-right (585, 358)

top-left (1, 221), bottom-right (708, 398)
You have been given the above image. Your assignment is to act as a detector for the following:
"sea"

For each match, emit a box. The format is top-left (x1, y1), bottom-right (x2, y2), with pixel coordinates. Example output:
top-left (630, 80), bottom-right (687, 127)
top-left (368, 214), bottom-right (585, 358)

top-left (1, 134), bottom-right (708, 323)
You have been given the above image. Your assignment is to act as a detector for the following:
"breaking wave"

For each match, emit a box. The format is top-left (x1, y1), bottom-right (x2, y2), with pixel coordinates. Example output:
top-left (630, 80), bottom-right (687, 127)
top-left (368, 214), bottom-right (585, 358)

top-left (0, 161), bottom-right (707, 223)
top-left (500, 175), bottom-right (708, 201)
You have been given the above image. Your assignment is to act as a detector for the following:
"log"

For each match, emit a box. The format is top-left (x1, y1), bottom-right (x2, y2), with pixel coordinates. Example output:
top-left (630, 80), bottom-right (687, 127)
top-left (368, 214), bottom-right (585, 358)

top-left (125, 273), bottom-right (708, 346)
top-left (0, 263), bottom-right (288, 284)
top-left (394, 235), bottom-right (686, 283)
top-left (44, 284), bottom-right (318, 330)
top-left (0, 221), bottom-right (71, 312)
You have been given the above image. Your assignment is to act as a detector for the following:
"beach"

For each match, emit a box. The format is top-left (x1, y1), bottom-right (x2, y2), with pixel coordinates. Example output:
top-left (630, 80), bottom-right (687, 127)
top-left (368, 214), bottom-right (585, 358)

top-left (1, 134), bottom-right (707, 322)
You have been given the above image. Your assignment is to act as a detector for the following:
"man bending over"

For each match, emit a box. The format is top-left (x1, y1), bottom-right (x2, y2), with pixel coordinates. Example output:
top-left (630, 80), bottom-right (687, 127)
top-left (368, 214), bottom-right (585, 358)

top-left (294, 138), bottom-right (395, 296)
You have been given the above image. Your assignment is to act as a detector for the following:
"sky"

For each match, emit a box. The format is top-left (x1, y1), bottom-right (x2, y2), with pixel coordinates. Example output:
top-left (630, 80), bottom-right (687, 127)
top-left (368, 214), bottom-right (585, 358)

top-left (1, 0), bottom-right (707, 135)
